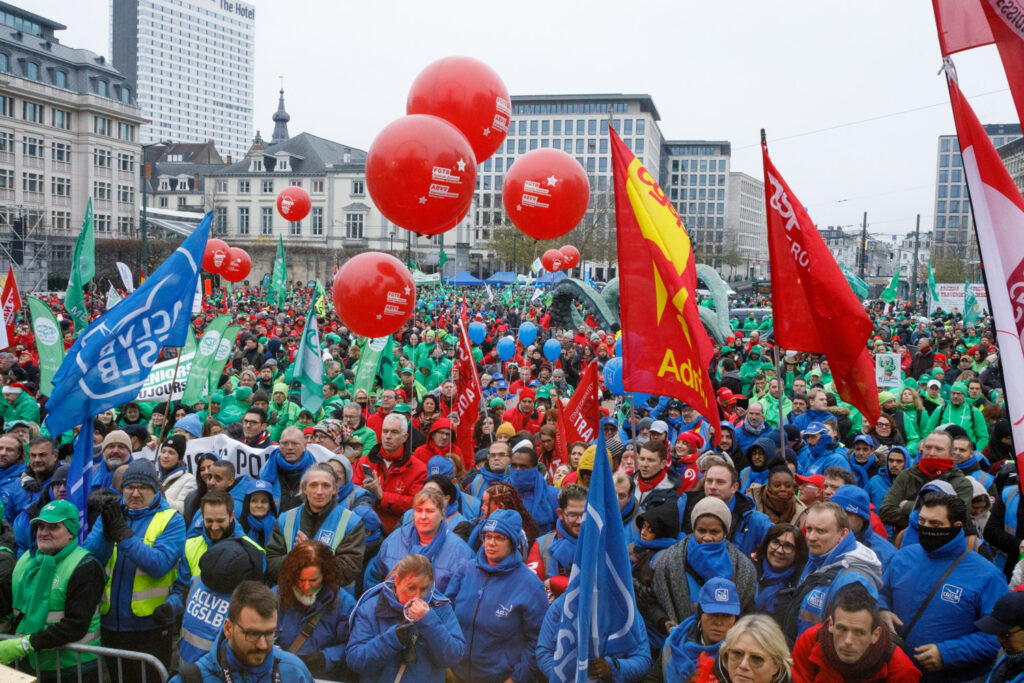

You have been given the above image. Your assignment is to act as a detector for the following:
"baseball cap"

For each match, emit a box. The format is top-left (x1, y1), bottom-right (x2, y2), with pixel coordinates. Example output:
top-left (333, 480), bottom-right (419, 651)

top-left (795, 473), bottom-right (824, 489)
top-left (927, 379), bottom-right (941, 389)
top-left (650, 420), bottom-right (669, 435)
top-left (698, 577), bottom-right (741, 615)
top-left (488, 397), bottom-right (506, 409)
top-left (495, 380), bottom-right (508, 390)
top-left (32, 499), bottom-right (81, 536)
top-left (830, 485), bottom-right (870, 522)
top-left (976, 592), bottom-right (1024, 635)
top-left (852, 434), bottom-right (874, 447)
top-left (801, 421), bottom-right (827, 436)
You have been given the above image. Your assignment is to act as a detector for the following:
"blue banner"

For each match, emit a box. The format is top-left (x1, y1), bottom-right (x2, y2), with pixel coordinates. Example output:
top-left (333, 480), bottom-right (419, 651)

top-left (45, 214), bottom-right (210, 436)
top-left (550, 428), bottom-right (646, 681)
top-left (68, 417), bottom-right (93, 543)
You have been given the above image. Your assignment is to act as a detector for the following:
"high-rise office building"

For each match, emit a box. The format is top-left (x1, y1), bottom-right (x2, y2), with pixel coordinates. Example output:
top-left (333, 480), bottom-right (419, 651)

top-left (110, 0), bottom-right (255, 160)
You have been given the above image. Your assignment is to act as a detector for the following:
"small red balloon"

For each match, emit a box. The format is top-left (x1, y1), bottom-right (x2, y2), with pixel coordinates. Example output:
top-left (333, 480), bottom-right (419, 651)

top-left (367, 114), bottom-right (476, 236)
top-left (542, 249), bottom-right (564, 272)
top-left (406, 56), bottom-right (510, 164)
top-left (560, 245), bottom-right (580, 269)
top-left (202, 238), bottom-right (230, 273)
top-left (503, 149), bottom-right (590, 240)
top-left (220, 247), bottom-right (251, 283)
top-left (333, 252), bottom-right (416, 337)
top-left (277, 186), bottom-right (311, 222)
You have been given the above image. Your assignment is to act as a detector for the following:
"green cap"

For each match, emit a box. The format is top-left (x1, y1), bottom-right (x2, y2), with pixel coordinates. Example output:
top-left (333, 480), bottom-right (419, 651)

top-left (392, 403), bottom-right (412, 415)
top-left (878, 391), bottom-right (895, 406)
top-left (488, 397), bottom-right (506, 409)
top-left (33, 499), bottom-right (80, 536)
top-left (536, 386), bottom-right (551, 399)
top-left (951, 381), bottom-right (968, 394)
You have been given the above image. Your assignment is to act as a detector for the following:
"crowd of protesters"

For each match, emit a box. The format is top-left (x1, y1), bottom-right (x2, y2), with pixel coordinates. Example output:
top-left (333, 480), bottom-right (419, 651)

top-left (0, 280), bottom-right (1021, 682)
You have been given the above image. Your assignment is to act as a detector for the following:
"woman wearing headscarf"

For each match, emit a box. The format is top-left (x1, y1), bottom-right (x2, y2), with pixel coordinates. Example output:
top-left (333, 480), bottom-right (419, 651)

top-left (446, 509), bottom-right (548, 682)
top-left (157, 435), bottom-right (195, 516)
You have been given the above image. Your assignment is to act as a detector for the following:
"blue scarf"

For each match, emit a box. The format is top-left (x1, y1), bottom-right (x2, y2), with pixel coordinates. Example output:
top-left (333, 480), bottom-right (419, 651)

top-left (510, 468), bottom-right (557, 526)
top-left (474, 545), bottom-right (523, 575)
top-left (810, 434), bottom-right (834, 458)
top-left (548, 520), bottom-right (578, 574)
top-left (243, 513), bottom-right (276, 548)
top-left (958, 454), bottom-right (989, 472)
top-left (403, 517), bottom-right (450, 563)
top-left (686, 536), bottom-right (733, 582)
top-left (665, 617), bottom-right (720, 683)
top-left (801, 529), bottom-right (857, 581)
top-left (337, 479), bottom-right (355, 504)
top-left (620, 496), bottom-right (636, 523)
top-left (755, 560), bottom-right (795, 613)
top-left (848, 452), bottom-right (876, 489)
top-left (477, 466), bottom-right (509, 487)
top-left (259, 447), bottom-right (315, 485)
top-left (161, 464), bottom-right (186, 483)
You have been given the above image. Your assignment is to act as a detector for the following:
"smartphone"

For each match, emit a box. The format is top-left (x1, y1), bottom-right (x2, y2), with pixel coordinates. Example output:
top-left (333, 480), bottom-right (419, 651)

top-left (361, 464), bottom-right (373, 479)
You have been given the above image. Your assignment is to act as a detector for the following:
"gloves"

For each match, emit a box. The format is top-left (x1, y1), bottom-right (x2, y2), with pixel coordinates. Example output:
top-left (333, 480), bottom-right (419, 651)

top-left (152, 602), bottom-right (175, 623)
top-left (588, 657), bottom-right (613, 680)
top-left (298, 651), bottom-right (326, 674)
top-left (101, 500), bottom-right (134, 543)
top-left (394, 622), bottom-right (415, 647)
top-left (0, 637), bottom-right (32, 665)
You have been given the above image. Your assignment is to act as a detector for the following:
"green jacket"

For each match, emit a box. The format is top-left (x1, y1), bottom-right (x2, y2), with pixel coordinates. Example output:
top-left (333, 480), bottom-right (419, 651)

top-left (926, 401), bottom-right (989, 450)
top-left (897, 404), bottom-right (927, 455)
top-left (760, 393), bottom-right (792, 430)
top-left (268, 399), bottom-right (301, 441)
top-left (0, 391), bottom-right (40, 425)
top-left (878, 465), bottom-right (975, 529)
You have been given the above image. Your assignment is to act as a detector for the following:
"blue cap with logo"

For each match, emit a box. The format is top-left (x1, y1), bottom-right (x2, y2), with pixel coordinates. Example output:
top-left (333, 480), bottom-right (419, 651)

top-left (698, 577), bottom-right (741, 615)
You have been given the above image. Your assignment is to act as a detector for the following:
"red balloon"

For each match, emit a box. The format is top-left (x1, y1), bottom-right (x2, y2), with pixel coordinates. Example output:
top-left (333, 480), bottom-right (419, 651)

top-left (333, 252), bottom-right (416, 337)
top-left (367, 115), bottom-right (476, 236)
top-left (202, 238), bottom-right (230, 273)
top-left (541, 249), bottom-right (564, 272)
top-left (406, 56), bottom-right (510, 164)
top-left (220, 247), bottom-right (251, 283)
top-left (559, 245), bottom-right (580, 269)
top-left (277, 186), bottom-right (311, 222)
top-left (503, 149), bottom-right (590, 240)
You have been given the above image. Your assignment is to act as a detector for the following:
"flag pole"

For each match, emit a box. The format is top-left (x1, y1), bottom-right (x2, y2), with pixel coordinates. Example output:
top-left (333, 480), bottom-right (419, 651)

top-left (763, 128), bottom-right (789, 460)
top-left (157, 346), bottom-right (186, 445)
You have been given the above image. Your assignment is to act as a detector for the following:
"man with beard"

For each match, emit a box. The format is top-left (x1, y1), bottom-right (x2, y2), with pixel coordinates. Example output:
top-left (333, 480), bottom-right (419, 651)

top-left (91, 431), bottom-right (134, 492)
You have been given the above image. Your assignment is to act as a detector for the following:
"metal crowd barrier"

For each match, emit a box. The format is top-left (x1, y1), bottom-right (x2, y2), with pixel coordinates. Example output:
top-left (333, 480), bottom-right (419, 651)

top-left (0, 634), bottom-right (170, 683)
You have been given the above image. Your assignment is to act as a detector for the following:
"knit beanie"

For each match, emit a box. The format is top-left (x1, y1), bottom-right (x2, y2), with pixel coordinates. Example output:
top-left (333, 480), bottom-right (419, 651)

top-left (691, 496), bottom-right (732, 534)
top-left (200, 537), bottom-right (265, 595)
top-left (495, 422), bottom-right (516, 439)
top-left (481, 508), bottom-right (523, 544)
top-left (164, 434), bottom-right (187, 461)
top-left (121, 459), bottom-right (161, 492)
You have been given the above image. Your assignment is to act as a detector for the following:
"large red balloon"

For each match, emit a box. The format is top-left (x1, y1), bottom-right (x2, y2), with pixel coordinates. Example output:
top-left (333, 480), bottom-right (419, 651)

top-left (277, 186), bottom-right (311, 222)
top-left (541, 249), bottom-right (564, 272)
top-left (202, 238), bottom-right (230, 273)
top-left (220, 247), bottom-right (251, 283)
top-left (503, 149), bottom-right (590, 240)
top-left (406, 56), bottom-right (510, 164)
top-left (559, 245), bottom-right (580, 269)
top-left (367, 115), bottom-right (477, 236)
top-left (333, 252), bottom-right (416, 337)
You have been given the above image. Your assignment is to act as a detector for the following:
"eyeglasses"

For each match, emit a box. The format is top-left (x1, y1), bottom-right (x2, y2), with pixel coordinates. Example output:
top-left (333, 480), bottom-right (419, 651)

top-left (726, 648), bottom-right (767, 670)
top-left (232, 623), bottom-right (278, 643)
top-left (768, 538), bottom-right (797, 554)
top-left (562, 511), bottom-right (584, 522)
top-left (123, 484), bottom-right (151, 494)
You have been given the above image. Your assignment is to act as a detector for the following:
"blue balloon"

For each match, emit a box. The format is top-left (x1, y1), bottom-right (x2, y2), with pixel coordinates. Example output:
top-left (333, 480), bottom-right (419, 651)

top-left (518, 322), bottom-right (537, 346)
top-left (468, 321), bottom-right (486, 345)
top-left (603, 357), bottom-right (624, 395)
top-left (614, 337), bottom-right (622, 357)
top-left (543, 338), bottom-right (561, 362)
top-left (497, 335), bottom-right (516, 361)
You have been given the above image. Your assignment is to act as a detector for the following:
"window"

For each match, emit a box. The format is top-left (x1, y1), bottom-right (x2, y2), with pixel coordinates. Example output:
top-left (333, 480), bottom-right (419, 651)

top-left (93, 148), bottom-right (112, 167)
top-left (158, 177), bottom-right (170, 191)
top-left (215, 180), bottom-right (228, 193)
top-left (940, 138), bottom-right (951, 153)
top-left (24, 61), bottom-right (38, 80)
top-left (51, 176), bottom-right (71, 197)
top-left (118, 185), bottom-right (134, 203)
top-left (636, 119), bottom-right (645, 134)
top-left (50, 245), bottom-right (72, 262)
top-left (238, 180), bottom-right (250, 194)
top-left (0, 53), bottom-right (6, 73)
top-left (214, 207), bottom-right (227, 234)
top-left (0, 168), bottom-right (13, 189)
top-left (289, 220), bottom-right (301, 236)
top-left (96, 80), bottom-right (108, 97)
top-left (178, 196), bottom-right (187, 208)
top-left (251, 158), bottom-right (264, 172)
top-left (118, 153), bottom-right (135, 172)
top-left (120, 87), bottom-right (131, 104)
top-left (937, 200), bottom-right (946, 213)
top-left (158, 196), bottom-right (167, 207)
top-left (553, 120), bottom-right (562, 135)
top-left (938, 184), bottom-right (948, 199)
top-left (22, 172), bottom-right (43, 193)
top-left (95, 214), bottom-right (111, 232)
top-left (53, 70), bottom-right (66, 89)
top-left (261, 179), bottom-right (274, 194)
top-left (21, 136), bottom-right (42, 157)
top-left (311, 207), bottom-right (323, 235)
top-left (238, 207), bottom-right (250, 234)
top-left (93, 116), bottom-right (110, 135)
top-left (312, 180), bottom-right (324, 194)
top-left (261, 206), bottom-right (273, 234)
top-left (345, 213), bottom-right (364, 238)
top-left (624, 119), bottom-right (633, 135)
top-left (23, 101), bottom-right (43, 124)
top-left (0, 96), bottom-right (12, 117)
top-left (352, 180), bottom-right (365, 195)
top-left (588, 119), bottom-right (597, 135)
top-left (176, 177), bottom-right (189, 191)
top-left (51, 210), bottom-right (70, 231)
top-left (51, 109), bottom-right (70, 130)
top-left (117, 123), bottom-right (135, 141)
top-left (93, 181), bottom-right (111, 200)
top-left (118, 216), bottom-right (132, 233)
top-left (288, 179), bottom-right (301, 188)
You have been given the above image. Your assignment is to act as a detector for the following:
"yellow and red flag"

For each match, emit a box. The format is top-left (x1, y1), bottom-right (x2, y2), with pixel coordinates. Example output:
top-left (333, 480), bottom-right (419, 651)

top-left (609, 128), bottom-right (719, 440)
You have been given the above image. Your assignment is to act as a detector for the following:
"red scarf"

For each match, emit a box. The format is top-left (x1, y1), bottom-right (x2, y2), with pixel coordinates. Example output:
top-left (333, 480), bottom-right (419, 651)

top-left (637, 468), bottom-right (668, 493)
top-left (918, 457), bottom-right (954, 478)
top-left (381, 447), bottom-right (405, 463)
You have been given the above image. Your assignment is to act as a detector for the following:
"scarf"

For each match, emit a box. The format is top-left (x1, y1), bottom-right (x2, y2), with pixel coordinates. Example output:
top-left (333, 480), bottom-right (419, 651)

top-left (634, 536), bottom-right (677, 552)
top-left (801, 530), bottom-right (857, 581)
top-left (637, 467), bottom-right (668, 493)
top-left (761, 486), bottom-right (795, 523)
top-left (755, 560), bottom-right (795, 613)
top-left (810, 434), bottom-right (834, 458)
top-left (16, 540), bottom-right (80, 633)
top-left (819, 617), bottom-right (893, 681)
top-left (259, 447), bottom-right (315, 485)
top-left (404, 517), bottom-right (449, 563)
top-left (243, 513), bottom-right (276, 548)
top-left (917, 457), bottom-right (954, 478)
top-left (511, 468), bottom-right (557, 525)
top-left (848, 453), bottom-right (875, 489)
top-left (478, 466), bottom-right (509, 486)
top-left (741, 419), bottom-right (767, 437)
top-left (475, 545), bottom-right (523, 575)
top-left (548, 520), bottom-right (578, 573)
top-left (620, 496), bottom-right (636, 522)
top-left (686, 536), bottom-right (733, 582)
top-left (958, 454), bottom-right (988, 473)
top-left (380, 446), bottom-right (406, 463)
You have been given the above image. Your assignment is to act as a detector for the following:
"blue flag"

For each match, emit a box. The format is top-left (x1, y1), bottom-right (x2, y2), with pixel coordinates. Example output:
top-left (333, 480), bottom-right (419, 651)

top-left (45, 214), bottom-right (211, 436)
top-left (68, 417), bottom-right (93, 543)
top-left (550, 428), bottom-right (647, 681)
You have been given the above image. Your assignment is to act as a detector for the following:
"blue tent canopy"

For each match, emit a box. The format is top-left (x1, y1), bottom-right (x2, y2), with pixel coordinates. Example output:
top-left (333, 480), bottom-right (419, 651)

top-left (485, 271), bottom-right (517, 285)
top-left (446, 270), bottom-right (486, 287)
top-left (535, 271), bottom-right (567, 286)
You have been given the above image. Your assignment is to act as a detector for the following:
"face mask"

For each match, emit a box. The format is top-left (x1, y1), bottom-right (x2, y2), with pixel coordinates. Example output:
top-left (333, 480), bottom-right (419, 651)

top-left (293, 586), bottom-right (320, 606)
top-left (917, 525), bottom-right (960, 552)
top-left (509, 468), bottom-right (535, 489)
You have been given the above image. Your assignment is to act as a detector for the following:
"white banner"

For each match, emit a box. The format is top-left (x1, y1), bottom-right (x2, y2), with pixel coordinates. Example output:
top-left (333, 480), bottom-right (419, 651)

top-left (930, 282), bottom-right (989, 315)
top-left (874, 352), bottom-right (902, 389)
top-left (134, 352), bottom-right (196, 403)
top-left (136, 434), bottom-right (337, 480)
top-left (116, 262), bottom-right (135, 293)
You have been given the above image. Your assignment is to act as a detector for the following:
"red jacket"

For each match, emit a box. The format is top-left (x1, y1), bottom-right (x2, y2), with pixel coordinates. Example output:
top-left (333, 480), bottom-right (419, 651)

top-left (352, 443), bottom-right (427, 533)
top-left (501, 406), bottom-right (543, 434)
top-left (792, 623), bottom-right (921, 683)
top-left (365, 409), bottom-right (393, 440)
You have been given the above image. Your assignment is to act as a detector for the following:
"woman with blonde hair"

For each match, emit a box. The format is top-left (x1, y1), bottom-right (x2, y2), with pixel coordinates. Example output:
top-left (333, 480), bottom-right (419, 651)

top-left (689, 614), bottom-right (793, 683)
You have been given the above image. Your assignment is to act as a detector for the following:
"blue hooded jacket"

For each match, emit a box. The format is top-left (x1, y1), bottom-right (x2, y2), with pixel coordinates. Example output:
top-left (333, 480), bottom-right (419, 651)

top-left (508, 467), bottom-right (559, 535)
top-left (734, 419), bottom-right (769, 456)
top-left (275, 585), bottom-right (356, 674)
top-left (364, 518), bottom-right (471, 593)
top-left (868, 466), bottom-right (898, 511)
top-left (169, 632), bottom-right (313, 683)
top-left (880, 530), bottom-right (1007, 683)
top-left (802, 434), bottom-right (850, 476)
top-left (445, 510), bottom-right (548, 682)
top-left (346, 581), bottom-right (465, 683)
top-left (739, 436), bottom-right (777, 493)
top-left (662, 615), bottom-right (721, 683)
top-left (791, 409), bottom-right (832, 432)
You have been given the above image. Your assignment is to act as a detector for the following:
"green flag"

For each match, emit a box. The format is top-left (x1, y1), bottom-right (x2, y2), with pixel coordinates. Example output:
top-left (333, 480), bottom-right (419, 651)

top-left (208, 325), bottom-right (240, 399)
top-left (379, 337), bottom-right (396, 389)
top-left (964, 279), bottom-right (981, 324)
top-left (65, 199), bottom-right (95, 332)
top-left (928, 261), bottom-right (940, 301)
top-left (314, 280), bottom-right (327, 317)
top-left (27, 296), bottom-right (64, 396)
top-left (354, 336), bottom-right (390, 394)
top-left (293, 303), bottom-right (323, 413)
top-left (181, 314), bottom-right (232, 405)
top-left (880, 270), bottom-right (899, 303)
top-left (105, 283), bottom-right (121, 310)
top-left (439, 249), bottom-right (448, 268)
top-left (838, 262), bottom-right (869, 299)
top-left (269, 235), bottom-right (287, 307)
top-left (183, 326), bottom-right (198, 355)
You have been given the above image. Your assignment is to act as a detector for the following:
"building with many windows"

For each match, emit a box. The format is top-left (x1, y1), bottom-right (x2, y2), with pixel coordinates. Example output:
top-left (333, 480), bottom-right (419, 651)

top-left (725, 171), bottom-right (768, 280)
top-left (0, 1), bottom-right (144, 289)
top-left (111, 0), bottom-right (255, 160)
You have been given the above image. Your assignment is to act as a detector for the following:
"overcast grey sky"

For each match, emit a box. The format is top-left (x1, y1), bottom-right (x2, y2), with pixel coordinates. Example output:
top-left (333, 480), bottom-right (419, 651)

top-left (17, 0), bottom-right (1017, 237)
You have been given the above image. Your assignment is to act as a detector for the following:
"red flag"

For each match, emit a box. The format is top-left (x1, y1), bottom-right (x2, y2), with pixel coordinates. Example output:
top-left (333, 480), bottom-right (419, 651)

top-left (762, 137), bottom-right (880, 426)
top-left (946, 74), bottom-right (1024, 463)
top-left (552, 360), bottom-right (601, 481)
top-left (933, 0), bottom-right (1024, 128)
top-left (453, 317), bottom-right (482, 470)
top-left (1, 266), bottom-right (21, 349)
top-left (609, 128), bottom-right (720, 441)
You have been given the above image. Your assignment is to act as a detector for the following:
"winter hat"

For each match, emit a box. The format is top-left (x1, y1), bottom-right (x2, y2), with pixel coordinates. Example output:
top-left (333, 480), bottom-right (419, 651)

top-left (636, 502), bottom-right (680, 539)
top-left (174, 413), bottom-right (202, 438)
top-left (480, 508), bottom-right (522, 545)
top-left (488, 397), bottom-right (506, 409)
top-left (313, 419), bottom-right (344, 444)
top-left (676, 431), bottom-right (705, 453)
top-left (877, 391), bottom-right (896, 406)
top-left (121, 459), bottom-right (161, 492)
top-left (101, 430), bottom-right (132, 451)
top-left (577, 445), bottom-right (613, 473)
top-left (830, 485), bottom-right (871, 523)
top-left (495, 422), bottom-right (516, 439)
top-left (638, 417), bottom-right (654, 431)
top-left (427, 456), bottom-right (455, 478)
top-left (163, 434), bottom-right (187, 461)
top-left (200, 537), bottom-right (265, 595)
top-left (691, 496), bottom-right (732, 534)
top-left (951, 381), bottom-right (968, 395)
top-left (32, 499), bottom-right (81, 537)
top-left (699, 577), bottom-right (741, 616)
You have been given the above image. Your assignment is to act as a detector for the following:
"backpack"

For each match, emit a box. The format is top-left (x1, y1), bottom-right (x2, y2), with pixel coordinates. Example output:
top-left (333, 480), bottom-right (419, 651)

top-left (774, 565), bottom-right (847, 645)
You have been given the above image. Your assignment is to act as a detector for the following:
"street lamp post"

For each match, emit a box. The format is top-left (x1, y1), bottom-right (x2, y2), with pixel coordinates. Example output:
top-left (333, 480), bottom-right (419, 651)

top-left (389, 229), bottom-right (395, 255)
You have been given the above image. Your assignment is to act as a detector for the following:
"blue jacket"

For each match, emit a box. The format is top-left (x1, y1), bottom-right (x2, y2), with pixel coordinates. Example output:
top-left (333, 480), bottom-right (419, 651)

top-left (339, 483), bottom-right (382, 544)
top-left (509, 468), bottom-right (559, 535)
top-left (0, 462), bottom-right (27, 522)
top-left (803, 444), bottom-right (850, 477)
top-left (662, 615), bottom-right (720, 683)
top-left (364, 520), bottom-right (471, 593)
top-left (167, 522), bottom-right (249, 614)
top-left (880, 530), bottom-right (1007, 682)
top-left (13, 475), bottom-right (62, 556)
top-left (868, 468), bottom-right (896, 512)
top-left (179, 577), bottom-right (231, 664)
top-left (734, 420), bottom-right (769, 456)
top-left (791, 409), bottom-right (832, 432)
top-left (84, 494), bottom-right (186, 632)
top-left (346, 582), bottom-right (465, 682)
top-left (728, 494), bottom-right (771, 557)
top-left (446, 547), bottom-right (548, 682)
top-left (170, 632), bottom-right (313, 683)
top-left (986, 653), bottom-right (1024, 683)
top-left (858, 525), bottom-right (897, 570)
top-left (537, 594), bottom-right (651, 683)
top-left (275, 586), bottom-right (355, 674)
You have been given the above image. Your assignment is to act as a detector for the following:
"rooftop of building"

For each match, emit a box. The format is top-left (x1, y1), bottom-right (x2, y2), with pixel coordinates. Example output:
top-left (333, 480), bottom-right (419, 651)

top-left (511, 93), bottom-right (660, 121)
top-left (213, 131), bottom-right (367, 177)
